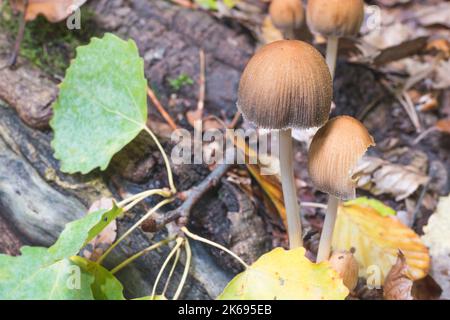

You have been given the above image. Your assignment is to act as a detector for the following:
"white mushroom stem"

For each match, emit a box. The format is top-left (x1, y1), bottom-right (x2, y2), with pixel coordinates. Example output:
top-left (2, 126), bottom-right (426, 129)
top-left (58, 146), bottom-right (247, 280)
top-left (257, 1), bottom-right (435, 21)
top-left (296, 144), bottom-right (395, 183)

top-left (279, 129), bottom-right (303, 248)
top-left (316, 195), bottom-right (340, 262)
top-left (325, 36), bottom-right (339, 80)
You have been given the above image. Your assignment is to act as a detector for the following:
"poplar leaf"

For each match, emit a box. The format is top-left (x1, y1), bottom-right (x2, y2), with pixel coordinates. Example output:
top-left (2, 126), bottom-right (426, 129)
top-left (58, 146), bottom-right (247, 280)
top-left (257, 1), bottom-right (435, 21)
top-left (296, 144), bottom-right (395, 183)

top-left (50, 33), bottom-right (148, 174)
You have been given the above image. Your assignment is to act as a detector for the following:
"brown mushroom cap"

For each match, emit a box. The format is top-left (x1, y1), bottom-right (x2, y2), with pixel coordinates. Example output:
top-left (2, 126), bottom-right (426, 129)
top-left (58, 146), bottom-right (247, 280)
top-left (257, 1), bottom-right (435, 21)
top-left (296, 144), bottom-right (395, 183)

top-left (308, 116), bottom-right (375, 199)
top-left (269, 0), bottom-right (304, 31)
top-left (307, 0), bottom-right (364, 37)
top-left (237, 40), bottom-right (332, 129)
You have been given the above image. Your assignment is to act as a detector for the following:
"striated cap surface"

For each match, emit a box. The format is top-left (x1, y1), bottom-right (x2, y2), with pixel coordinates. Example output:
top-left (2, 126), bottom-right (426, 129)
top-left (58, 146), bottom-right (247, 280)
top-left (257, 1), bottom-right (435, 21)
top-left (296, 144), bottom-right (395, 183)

top-left (308, 116), bottom-right (375, 199)
top-left (238, 40), bottom-right (332, 130)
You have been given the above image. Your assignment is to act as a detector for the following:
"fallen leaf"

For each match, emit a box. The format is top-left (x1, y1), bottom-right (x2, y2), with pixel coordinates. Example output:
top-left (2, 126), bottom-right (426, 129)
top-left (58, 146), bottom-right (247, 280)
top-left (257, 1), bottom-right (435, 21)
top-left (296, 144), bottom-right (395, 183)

top-left (329, 251), bottom-right (359, 292)
top-left (11, 0), bottom-right (87, 22)
top-left (416, 2), bottom-right (450, 28)
top-left (218, 247), bottom-right (349, 300)
top-left (426, 38), bottom-right (450, 59)
top-left (332, 200), bottom-right (430, 284)
top-left (345, 197), bottom-right (396, 217)
top-left (354, 156), bottom-right (429, 201)
top-left (435, 118), bottom-right (450, 134)
top-left (81, 198), bottom-right (117, 262)
top-left (421, 195), bottom-right (450, 299)
top-left (383, 252), bottom-right (414, 300)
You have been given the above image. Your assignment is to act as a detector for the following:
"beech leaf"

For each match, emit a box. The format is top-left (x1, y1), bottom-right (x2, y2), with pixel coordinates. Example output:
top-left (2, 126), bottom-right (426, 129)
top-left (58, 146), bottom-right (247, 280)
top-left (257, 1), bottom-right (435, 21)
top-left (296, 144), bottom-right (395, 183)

top-left (50, 33), bottom-right (148, 174)
top-left (218, 247), bottom-right (349, 300)
top-left (332, 201), bottom-right (430, 284)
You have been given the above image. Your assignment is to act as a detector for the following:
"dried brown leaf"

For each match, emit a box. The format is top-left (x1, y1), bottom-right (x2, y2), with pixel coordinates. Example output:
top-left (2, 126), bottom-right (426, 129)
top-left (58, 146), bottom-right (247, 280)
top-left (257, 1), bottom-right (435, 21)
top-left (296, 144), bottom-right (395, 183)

top-left (383, 251), bottom-right (414, 300)
top-left (354, 156), bottom-right (429, 201)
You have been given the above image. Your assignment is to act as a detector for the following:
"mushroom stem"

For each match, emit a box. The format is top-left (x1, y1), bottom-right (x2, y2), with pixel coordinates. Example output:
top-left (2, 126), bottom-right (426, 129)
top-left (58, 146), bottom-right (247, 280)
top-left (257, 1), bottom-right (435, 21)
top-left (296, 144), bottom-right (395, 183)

top-left (285, 28), bottom-right (296, 40)
top-left (325, 36), bottom-right (339, 79)
top-left (316, 195), bottom-right (340, 262)
top-left (279, 129), bottom-right (303, 248)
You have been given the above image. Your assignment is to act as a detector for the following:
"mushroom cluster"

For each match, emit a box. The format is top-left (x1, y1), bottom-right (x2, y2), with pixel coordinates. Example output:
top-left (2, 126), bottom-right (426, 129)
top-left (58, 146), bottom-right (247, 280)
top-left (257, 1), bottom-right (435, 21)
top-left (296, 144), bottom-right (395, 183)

top-left (238, 40), bottom-right (332, 248)
top-left (238, 2), bottom-right (374, 262)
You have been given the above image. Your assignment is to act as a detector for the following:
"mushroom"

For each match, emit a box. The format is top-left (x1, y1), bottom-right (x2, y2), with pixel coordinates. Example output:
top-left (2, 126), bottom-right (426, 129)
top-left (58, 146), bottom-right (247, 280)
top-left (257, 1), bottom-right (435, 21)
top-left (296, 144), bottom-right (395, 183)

top-left (269, 0), bottom-right (305, 39)
top-left (308, 116), bottom-right (375, 261)
top-left (306, 0), bottom-right (364, 78)
top-left (238, 40), bottom-right (332, 248)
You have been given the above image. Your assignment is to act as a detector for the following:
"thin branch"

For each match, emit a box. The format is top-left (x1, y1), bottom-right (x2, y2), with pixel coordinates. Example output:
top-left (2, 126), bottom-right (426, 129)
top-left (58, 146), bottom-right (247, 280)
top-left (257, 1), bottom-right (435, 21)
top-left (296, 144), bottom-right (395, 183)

top-left (142, 163), bottom-right (232, 232)
top-left (147, 86), bottom-right (178, 131)
top-left (2, 0), bottom-right (28, 69)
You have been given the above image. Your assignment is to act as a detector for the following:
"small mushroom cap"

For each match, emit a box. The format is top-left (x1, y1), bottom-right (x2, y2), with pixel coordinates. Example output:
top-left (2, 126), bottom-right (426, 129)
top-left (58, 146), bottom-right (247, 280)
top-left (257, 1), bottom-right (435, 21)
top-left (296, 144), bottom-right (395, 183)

top-left (269, 0), bottom-right (304, 31)
top-left (308, 116), bottom-right (375, 199)
top-left (307, 0), bottom-right (364, 37)
top-left (237, 40), bottom-right (332, 130)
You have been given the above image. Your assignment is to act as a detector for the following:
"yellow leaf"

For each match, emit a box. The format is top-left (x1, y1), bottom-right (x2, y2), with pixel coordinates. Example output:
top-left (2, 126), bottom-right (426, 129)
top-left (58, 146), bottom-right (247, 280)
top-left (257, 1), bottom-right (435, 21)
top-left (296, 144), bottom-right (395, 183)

top-left (218, 247), bottom-right (349, 300)
top-left (332, 202), bottom-right (430, 284)
top-left (11, 0), bottom-right (86, 22)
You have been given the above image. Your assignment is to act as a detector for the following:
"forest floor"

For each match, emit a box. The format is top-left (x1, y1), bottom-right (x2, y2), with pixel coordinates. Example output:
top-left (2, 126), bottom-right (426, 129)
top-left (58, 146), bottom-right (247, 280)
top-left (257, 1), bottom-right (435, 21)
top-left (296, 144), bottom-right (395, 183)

top-left (0, 0), bottom-right (449, 300)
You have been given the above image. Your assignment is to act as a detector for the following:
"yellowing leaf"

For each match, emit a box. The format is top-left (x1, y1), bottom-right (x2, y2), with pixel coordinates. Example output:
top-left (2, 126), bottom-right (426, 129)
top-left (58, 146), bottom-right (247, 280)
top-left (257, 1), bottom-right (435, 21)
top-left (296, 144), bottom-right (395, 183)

top-left (345, 197), bottom-right (396, 217)
top-left (332, 202), bottom-right (430, 284)
top-left (218, 247), bottom-right (349, 300)
top-left (12, 0), bottom-right (87, 22)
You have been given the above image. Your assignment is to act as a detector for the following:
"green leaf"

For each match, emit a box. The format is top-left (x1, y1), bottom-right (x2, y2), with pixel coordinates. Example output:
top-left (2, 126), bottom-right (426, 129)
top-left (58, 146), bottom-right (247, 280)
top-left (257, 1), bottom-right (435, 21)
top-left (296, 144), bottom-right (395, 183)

top-left (50, 33), bottom-right (148, 174)
top-left (48, 205), bottom-right (123, 259)
top-left (0, 247), bottom-right (94, 300)
top-left (0, 205), bottom-right (122, 299)
top-left (71, 256), bottom-right (125, 300)
top-left (344, 197), bottom-right (396, 217)
top-left (218, 247), bottom-right (348, 300)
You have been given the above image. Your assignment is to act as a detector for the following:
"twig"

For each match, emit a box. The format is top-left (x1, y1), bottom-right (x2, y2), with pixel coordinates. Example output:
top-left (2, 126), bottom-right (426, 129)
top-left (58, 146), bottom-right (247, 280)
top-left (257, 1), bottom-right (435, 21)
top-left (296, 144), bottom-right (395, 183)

top-left (1, 0), bottom-right (28, 69)
top-left (197, 49), bottom-right (206, 120)
top-left (142, 163), bottom-right (232, 232)
top-left (147, 86), bottom-right (178, 131)
top-left (413, 126), bottom-right (439, 145)
top-left (228, 111), bottom-right (242, 129)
